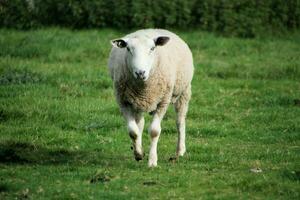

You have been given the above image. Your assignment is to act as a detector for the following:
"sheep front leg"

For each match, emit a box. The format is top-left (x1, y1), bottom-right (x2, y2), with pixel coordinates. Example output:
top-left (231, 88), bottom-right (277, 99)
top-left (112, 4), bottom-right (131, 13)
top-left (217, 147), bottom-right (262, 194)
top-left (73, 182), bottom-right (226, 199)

top-left (148, 113), bottom-right (161, 167)
top-left (122, 108), bottom-right (144, 161)
top-left (148, 102), bottom-right (169, 167)
top-left (135, 113), bottom-right (145, 159)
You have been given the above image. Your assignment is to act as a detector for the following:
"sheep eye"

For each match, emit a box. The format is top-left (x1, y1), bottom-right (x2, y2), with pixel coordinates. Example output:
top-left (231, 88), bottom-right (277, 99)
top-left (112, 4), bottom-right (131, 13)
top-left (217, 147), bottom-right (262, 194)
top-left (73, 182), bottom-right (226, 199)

top-left (150, 47), bottom-right (155, 51)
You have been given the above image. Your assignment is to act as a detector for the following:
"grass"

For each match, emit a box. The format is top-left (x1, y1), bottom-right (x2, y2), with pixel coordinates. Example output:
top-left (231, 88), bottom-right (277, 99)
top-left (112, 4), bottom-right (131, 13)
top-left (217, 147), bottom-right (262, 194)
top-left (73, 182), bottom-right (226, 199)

top-left (0, 28), bottom-right (299, 199)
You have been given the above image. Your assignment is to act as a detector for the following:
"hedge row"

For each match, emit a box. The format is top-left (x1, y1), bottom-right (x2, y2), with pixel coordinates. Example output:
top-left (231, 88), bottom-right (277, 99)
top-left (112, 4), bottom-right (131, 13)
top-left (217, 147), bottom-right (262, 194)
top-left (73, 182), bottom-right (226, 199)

top-left (1, 0), bottom-right (300, 37)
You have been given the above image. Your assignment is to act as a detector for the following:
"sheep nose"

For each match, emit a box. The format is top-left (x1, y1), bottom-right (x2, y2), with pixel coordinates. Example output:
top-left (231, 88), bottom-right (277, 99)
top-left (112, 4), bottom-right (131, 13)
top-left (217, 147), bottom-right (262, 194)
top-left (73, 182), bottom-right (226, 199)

top-left (135, 70), bottom-right (146, 80)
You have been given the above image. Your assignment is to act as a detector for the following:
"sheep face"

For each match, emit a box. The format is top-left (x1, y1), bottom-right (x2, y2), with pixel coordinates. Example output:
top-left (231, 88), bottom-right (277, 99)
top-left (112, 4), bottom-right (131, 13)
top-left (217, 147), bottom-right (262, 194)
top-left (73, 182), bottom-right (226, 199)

top-left (111, 36), bottom-right (169, 81)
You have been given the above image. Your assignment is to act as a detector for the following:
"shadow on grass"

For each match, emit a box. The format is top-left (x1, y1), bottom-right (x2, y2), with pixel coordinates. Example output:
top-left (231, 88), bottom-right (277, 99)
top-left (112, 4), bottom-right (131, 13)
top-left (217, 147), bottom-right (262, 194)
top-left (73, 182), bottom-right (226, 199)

top-left (0, 141), bottom-right (126, 166)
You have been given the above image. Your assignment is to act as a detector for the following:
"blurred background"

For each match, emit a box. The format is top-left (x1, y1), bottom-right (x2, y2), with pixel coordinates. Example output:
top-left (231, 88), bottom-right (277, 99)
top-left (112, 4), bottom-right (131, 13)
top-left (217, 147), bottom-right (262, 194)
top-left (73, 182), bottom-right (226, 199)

top-left (1, 0), bottom-right (299, 37)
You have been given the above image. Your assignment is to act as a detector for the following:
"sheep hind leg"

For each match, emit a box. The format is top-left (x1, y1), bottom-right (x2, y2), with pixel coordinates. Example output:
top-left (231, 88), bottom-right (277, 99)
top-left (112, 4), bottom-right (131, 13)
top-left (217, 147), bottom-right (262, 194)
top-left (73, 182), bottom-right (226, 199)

top-left (174, 85), bottom-right (191, 157)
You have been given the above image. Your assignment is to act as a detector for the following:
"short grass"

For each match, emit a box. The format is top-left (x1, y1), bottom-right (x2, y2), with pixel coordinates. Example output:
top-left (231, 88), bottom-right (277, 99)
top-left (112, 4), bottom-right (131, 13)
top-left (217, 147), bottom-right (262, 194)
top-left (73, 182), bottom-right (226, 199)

top-left (0, 28), bottom-right (299, 199)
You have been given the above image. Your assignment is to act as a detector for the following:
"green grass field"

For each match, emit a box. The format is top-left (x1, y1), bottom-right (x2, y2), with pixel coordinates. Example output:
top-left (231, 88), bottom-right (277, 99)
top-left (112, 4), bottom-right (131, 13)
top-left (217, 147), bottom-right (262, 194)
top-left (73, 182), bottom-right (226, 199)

top-left (0, 28), bottom-right (299, 199)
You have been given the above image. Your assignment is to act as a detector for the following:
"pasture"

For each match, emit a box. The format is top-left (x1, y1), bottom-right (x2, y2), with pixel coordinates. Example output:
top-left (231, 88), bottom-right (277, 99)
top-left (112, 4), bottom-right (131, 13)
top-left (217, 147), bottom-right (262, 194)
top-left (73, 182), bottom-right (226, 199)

top-left (0, 28), bottom-right (299, 199)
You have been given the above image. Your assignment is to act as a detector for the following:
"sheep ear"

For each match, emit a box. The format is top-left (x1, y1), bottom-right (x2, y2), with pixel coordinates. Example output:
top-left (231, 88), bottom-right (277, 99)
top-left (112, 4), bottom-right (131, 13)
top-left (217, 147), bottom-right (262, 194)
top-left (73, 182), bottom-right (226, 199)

top-left (111, 38), bottom-right (128, 48)
top-left (154, 36), bottom-right (170, 46)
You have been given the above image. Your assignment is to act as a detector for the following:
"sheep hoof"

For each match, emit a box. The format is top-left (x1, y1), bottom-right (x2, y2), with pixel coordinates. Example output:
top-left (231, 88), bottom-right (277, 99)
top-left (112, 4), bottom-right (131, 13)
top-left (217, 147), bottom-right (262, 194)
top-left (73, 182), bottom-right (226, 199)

top-left (148, 155), bottom-right (158, 167)
top-left (134, 151), bottom-right (144, 161)
top-left (148, 162), bottom-right (157, 167)
top-left (177, 147), bottom-right (186, 157)
top-left (169, 156), bottom-right (178, 163)
top-left (135, 157), bottom-right (142, 161)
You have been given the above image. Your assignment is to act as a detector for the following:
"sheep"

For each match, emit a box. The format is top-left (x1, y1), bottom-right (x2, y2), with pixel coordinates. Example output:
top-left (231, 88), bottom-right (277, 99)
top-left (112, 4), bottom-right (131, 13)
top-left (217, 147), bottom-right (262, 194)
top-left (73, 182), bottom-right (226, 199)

top-left (108, 29), bottom-right (194, 167)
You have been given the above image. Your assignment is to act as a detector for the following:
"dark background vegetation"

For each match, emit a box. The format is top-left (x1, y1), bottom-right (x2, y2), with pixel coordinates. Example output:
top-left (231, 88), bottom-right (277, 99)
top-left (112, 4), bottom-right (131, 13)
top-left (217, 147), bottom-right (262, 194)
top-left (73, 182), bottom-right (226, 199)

top-left (1, 0), bottom-right (300, 37)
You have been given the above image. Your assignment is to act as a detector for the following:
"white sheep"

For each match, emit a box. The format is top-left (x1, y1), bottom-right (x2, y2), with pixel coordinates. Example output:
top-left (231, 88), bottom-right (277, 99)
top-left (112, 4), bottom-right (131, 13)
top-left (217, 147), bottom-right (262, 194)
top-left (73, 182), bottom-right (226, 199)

top-left (108, 29), bottom-right (194, 167)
